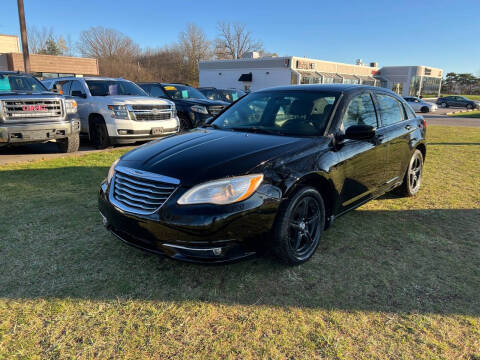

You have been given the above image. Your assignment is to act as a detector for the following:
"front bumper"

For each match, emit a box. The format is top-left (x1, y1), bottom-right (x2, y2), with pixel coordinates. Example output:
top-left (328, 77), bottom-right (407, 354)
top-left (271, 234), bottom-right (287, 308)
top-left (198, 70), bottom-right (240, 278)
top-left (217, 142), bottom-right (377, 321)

top-left (0, 118), bottom-right (80, 145)
top-left (98, 181), bottom-right (282, 263)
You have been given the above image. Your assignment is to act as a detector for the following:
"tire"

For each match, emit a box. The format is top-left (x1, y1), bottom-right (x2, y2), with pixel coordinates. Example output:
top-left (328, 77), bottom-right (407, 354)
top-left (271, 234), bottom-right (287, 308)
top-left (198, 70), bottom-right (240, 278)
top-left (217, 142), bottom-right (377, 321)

top-left (273, 186), bottom-right (325, 265)
top-left (179, 116), bottom-right (192, 131)
top-left (440, 102), bottom-right (447, 108)
top-left (89, 117), bottom-right (110, 149)
top-left (56, 133), bottom-right (80, 153)
top-left (467, 104), bottom-right (473, 110)
top-left (420, 106), bottom-right (429, 113)
top-left (397, 149), bottom-right (424, 197)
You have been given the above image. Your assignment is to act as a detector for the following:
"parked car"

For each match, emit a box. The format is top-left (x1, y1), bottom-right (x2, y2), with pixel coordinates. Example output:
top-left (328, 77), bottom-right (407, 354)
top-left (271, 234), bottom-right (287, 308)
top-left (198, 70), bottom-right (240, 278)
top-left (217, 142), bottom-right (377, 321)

top-left (198, 87), bottom-right (246, 103)
top-left (436, 95), bottom-right (480, 109)
top-left (99, 84), bottom-right (426, 265)
top-left (404, 96), bottom-right (437, 113)
top-left (0, 71), bottom-right (80, 152)
top-left (137, 83), bottom-right (229, 129)
top-left (43, 77), bottom-right (179, 148)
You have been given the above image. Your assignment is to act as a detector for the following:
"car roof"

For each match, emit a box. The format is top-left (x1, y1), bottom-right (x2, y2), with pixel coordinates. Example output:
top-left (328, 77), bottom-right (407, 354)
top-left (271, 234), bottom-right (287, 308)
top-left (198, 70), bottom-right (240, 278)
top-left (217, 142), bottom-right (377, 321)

top-left (0, 71), bottom-right (32, 76)
top-left (53, 76), bottom-right (128, 81)
top-left (256, 84), bottom-right (395, 95)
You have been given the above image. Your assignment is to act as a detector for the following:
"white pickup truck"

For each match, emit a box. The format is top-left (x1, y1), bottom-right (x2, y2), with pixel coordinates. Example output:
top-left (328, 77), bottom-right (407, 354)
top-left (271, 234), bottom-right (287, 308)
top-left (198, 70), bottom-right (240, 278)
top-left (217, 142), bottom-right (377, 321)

top-left (43, 76), bottom-right (179, 148)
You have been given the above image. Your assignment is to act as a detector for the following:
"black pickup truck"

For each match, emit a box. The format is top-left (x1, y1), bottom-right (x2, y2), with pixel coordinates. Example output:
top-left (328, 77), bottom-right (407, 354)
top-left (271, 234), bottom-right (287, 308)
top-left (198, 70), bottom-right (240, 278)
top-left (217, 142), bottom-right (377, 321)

top-left (0, 71), bottom-right (80, 153)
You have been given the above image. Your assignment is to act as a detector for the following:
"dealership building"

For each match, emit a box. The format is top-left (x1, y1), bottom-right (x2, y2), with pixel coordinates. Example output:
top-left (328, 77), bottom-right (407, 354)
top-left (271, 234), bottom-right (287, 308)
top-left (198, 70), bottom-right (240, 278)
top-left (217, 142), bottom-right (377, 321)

top-left (0, 34), bottom-right (99, 79)
top-left (199, 53), bottom-right (443, 97)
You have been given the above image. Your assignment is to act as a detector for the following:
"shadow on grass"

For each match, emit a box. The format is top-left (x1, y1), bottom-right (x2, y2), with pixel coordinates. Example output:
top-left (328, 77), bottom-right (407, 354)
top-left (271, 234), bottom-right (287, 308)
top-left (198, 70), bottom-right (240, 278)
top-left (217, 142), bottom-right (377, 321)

top-left (0, 167), bottom-right (479, 317)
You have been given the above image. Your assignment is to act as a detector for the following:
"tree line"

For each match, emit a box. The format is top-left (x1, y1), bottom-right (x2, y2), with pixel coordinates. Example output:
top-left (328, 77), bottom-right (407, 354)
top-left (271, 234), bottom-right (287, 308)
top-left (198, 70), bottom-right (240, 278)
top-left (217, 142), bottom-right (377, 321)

top-left (28, 23), bottom-right (272, 86)
top-left (442, 72), bottom-right (480, 95)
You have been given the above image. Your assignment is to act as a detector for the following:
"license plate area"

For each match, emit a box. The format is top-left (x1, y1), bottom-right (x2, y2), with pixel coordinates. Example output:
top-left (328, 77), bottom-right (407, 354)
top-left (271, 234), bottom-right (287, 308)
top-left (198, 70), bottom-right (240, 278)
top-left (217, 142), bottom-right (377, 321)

top-left (151, 127), bottom-right (164, 135)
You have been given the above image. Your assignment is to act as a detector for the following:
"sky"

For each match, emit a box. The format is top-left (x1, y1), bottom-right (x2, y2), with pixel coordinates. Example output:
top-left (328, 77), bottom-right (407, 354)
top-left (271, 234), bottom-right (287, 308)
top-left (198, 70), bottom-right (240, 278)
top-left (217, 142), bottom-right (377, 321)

top-left (1, 0), bottom-right (479, 75)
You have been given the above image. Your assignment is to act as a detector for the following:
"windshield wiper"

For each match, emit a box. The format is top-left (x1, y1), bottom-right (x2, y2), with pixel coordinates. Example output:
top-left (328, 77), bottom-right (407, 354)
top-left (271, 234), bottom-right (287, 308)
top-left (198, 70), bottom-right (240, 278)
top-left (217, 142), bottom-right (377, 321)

top-left (229, 127), bottom-right (284, 136)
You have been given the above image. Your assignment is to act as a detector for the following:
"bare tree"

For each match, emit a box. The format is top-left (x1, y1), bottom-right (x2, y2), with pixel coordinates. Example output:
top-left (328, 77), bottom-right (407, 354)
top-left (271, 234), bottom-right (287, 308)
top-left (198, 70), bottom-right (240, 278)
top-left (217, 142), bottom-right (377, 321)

top-left (28, 26), bottom-right (54, 54)
top-left (214, 22), bottom-right (263, 59)
top-left (77, 26), bottom-right (140, 59)
top-left (178, 23), bottom-right (213, 85)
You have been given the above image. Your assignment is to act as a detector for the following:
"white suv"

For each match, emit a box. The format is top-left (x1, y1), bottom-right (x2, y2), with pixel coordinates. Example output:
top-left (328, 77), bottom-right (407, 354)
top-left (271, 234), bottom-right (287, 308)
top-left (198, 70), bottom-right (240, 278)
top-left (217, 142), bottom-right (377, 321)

top-left (44, 77), bottom-right (179, 148)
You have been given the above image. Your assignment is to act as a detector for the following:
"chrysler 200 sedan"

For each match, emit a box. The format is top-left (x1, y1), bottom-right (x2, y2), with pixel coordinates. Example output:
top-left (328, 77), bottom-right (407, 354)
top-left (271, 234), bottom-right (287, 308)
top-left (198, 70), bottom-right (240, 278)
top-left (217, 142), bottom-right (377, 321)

top-left (98, 84), bottom-right (426, 265)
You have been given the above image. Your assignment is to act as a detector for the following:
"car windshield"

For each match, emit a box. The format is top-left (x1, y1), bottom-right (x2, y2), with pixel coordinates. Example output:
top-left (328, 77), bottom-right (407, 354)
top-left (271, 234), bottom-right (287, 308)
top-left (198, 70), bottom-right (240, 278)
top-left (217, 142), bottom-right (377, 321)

top-left (211, 91), bottom-right (338, 137)
top-left (163, 84), bottom-right (208, 100)
top-left (0, 74), bottom-right (47, 92)
top-left (86, 80), bottom-right (147, 96)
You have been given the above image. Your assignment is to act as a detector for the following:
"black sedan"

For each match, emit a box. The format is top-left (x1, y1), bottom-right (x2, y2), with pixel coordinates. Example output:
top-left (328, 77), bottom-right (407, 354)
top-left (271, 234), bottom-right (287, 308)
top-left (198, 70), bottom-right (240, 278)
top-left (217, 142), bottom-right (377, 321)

top-left (436, 95), bottom-right (479, 109)
top-left (99, 84), bottom-right (426, 265)
top-left (138, 82), bottom-right (229, 129)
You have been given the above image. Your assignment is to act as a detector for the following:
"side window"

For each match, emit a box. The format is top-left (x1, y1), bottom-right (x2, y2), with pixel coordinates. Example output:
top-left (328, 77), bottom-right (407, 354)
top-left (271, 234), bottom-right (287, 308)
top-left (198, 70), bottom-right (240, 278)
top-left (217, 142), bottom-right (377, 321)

top-left (70, 81), bottom-right (85, 97)
top-left (376, 94), bottom-right (405, 126)
top-left (60, 81), bottom-right (71, 95)
top-left (403, 102), bottom-right (416, 119)
top-left (342, 93), bottom-right (377, 130)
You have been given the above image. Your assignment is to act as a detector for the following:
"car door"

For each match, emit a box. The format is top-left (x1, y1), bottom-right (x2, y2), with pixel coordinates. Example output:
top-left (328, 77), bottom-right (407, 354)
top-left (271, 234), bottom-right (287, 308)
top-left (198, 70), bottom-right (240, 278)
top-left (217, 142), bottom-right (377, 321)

top-left (374, 92), bottom-right (413, 186)
top-left (334, 91), bottom-right (388, 212)
top-left (69, 80), bottom-right (89, 133)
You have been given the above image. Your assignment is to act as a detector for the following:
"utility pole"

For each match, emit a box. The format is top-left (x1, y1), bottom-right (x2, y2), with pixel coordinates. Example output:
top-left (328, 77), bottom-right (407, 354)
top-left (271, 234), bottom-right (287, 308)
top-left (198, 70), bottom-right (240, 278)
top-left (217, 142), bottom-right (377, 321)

top-left (17, 0), bottom-right (31, 73)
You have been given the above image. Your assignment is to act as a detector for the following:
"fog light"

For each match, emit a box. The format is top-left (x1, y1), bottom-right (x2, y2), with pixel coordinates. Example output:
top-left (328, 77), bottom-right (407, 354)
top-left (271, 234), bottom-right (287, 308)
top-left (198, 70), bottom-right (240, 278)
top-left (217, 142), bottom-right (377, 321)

top-left (118, 130), bottom-right (128, 135)
top-left (212, 247), bottom-right (222, 256)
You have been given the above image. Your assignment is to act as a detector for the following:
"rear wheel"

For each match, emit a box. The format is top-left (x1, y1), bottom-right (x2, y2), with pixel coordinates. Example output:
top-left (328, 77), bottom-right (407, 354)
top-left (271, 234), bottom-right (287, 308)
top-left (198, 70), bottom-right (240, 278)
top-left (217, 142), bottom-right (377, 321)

top-left (440, 102), bottom-right (447, 108)
top-left (56, 133), bottom-right (80, 153)
top-left (397, 149), bottom-right (424, 197)
top-left (90, 117), bottom-right (110, 149)
top-left (273, 187), bottom-right (325, 265)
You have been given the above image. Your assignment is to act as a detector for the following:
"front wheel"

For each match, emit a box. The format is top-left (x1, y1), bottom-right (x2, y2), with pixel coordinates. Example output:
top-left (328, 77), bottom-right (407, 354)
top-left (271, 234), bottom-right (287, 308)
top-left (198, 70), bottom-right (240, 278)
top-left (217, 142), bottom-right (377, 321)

top-left (273, 187), bottom-right (325, 265)
top-left (467, 104), bottom-right (473, 110)
top-left (421, 106), bottom-right (429, 113)
top-left (397, 149), bottom-right (424, 197)
top-left (90, 118), bottom-right (110, 149)
top-left (56, 133), bottom-right (80, 153)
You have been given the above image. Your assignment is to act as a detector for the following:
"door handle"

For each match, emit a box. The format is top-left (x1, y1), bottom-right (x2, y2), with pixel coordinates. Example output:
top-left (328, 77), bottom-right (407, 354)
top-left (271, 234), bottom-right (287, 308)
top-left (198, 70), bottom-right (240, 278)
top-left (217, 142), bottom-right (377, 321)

top-left (405, 125), bottom-right (413, 131)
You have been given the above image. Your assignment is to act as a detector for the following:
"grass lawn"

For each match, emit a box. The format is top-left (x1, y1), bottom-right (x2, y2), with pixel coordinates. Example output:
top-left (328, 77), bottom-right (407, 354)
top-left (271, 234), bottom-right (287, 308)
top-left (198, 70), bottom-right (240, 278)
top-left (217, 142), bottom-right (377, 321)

top-left (1, 126), bottom-right (479, 359)
top-left (449, 110), bottom-right (480, 118)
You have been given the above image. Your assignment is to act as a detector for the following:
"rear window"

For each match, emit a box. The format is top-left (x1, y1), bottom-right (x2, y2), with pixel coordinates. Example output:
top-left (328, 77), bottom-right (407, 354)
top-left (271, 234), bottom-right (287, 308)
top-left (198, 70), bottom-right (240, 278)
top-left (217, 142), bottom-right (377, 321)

top-left (376, 93), bottom-right (406, 126)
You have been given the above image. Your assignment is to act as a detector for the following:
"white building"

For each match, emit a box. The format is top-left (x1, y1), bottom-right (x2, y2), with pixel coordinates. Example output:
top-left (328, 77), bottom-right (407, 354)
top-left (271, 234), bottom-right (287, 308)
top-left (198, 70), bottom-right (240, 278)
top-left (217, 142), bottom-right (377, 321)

top-left (199, 53), bottom-right (443, 97)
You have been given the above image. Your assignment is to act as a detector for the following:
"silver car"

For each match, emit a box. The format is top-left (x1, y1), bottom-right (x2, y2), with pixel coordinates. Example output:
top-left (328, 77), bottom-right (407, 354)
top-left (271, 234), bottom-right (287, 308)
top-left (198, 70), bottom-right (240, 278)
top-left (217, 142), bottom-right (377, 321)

top-left (404, 96), bottom-right (438, 113)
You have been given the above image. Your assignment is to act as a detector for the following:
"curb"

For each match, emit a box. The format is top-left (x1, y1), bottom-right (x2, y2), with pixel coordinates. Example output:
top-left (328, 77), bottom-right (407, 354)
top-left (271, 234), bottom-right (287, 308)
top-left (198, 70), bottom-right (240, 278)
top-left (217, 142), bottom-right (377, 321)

top-left (446, 109), bottom-right (477, 115)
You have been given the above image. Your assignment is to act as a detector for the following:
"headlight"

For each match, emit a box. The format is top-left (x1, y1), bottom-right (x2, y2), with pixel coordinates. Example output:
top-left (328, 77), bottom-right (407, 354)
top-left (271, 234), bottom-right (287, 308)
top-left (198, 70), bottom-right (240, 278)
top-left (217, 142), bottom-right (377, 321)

top-left (107, 159), bottom-right (120, 184)
top-left (65, 99), bottom-right (77, 114)
top-left (190, 105), bottom-right (209, 115)
top-left (177, 174), bottom-right (264, 205)
top-left (108, 105), bottom-right (130, 119)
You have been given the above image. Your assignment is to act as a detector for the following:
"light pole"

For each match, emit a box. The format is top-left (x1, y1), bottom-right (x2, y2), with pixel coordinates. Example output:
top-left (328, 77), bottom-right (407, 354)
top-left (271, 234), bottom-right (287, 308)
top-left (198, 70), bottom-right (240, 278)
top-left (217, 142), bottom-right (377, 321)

top-left (17, 0), bottom-right (31, 73)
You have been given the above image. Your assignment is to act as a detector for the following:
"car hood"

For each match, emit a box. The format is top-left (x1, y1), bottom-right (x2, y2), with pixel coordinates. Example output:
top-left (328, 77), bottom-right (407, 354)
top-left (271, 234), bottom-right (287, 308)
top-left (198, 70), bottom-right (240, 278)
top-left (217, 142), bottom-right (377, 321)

top-left (94, 95), bottom-right (174, 106)
top-left (171, 98), bottom-right (229, 107)
top-left (119, 129), bottom-right (314, 186)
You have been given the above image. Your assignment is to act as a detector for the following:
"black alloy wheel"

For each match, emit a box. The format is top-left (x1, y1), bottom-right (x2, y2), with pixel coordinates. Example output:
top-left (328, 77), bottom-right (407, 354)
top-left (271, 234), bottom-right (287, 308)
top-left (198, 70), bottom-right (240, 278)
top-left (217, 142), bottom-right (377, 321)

top-left (273, 187), bottom-right (325, 265)
top-left (397, 149), bottom-right (424, 197)
top-left (440, 102), bottom-right (448, 108)
top-left (421, 106), bottom-right (429, 113)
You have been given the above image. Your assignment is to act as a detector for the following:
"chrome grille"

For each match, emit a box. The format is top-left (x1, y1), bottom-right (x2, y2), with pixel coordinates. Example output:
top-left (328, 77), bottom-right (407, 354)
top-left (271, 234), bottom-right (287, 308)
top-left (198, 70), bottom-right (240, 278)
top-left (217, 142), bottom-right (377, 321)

top-left (129, 104), bottom-right (173, 121)
top-left (208, 105), bottom-right (225, 116)
top-left (111, 166), bottom-right (179, 215)
top-left (3, 99), bottom-right (63, 119)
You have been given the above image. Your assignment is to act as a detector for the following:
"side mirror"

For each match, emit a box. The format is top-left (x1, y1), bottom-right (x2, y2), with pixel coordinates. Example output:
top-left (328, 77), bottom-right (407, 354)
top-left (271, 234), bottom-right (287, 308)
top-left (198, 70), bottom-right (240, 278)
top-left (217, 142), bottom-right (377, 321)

top-left (344, 124), bottom-right (376, 140)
